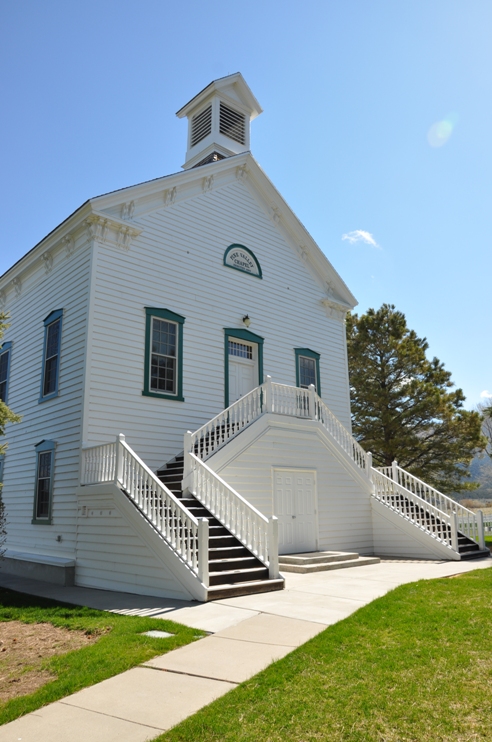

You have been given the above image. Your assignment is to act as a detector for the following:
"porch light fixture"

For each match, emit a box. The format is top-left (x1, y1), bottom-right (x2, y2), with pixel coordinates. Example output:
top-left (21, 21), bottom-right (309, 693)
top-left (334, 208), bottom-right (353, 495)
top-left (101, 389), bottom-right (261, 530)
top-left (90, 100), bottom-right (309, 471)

top-left (242, 314), bottom-right (251, 327)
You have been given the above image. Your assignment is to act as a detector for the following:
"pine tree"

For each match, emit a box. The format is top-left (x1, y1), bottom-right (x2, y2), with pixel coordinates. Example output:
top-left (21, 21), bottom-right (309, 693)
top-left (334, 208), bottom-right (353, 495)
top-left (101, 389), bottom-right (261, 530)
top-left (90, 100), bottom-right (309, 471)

top-left (346, 304), bottom-right (486, 493)
top-left (0, 312), bottom-right (21, 557)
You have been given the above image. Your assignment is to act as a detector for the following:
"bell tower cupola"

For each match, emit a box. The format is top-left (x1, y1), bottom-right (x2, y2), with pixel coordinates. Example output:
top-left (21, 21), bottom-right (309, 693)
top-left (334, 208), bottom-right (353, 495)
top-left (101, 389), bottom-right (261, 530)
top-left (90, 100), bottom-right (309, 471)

top-left (176, 73), bottom-right (263, 169)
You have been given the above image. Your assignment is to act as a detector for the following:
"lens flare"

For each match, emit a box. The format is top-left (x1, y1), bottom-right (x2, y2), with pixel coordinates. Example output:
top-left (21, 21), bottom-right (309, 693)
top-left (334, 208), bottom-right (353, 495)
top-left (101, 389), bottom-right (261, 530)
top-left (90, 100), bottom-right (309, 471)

top-left (427, 113), bottom-right (458, 147)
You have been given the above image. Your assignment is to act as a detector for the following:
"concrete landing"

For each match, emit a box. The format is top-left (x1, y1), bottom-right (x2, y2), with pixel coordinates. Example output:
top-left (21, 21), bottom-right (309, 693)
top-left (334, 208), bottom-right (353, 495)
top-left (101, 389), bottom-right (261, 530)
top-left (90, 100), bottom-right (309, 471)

top-left (0, 556), bottom-right (490, 741)
top-left (279, 550), bottom-right (380, 573)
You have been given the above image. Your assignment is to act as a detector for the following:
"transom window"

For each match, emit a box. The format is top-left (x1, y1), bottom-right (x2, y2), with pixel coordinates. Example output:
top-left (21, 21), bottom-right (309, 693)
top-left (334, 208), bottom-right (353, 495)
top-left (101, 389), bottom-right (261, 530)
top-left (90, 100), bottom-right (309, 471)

top-left (228, 340), bottom-right (253, 360)
top-left (151, 318), bottom-right (177, 395)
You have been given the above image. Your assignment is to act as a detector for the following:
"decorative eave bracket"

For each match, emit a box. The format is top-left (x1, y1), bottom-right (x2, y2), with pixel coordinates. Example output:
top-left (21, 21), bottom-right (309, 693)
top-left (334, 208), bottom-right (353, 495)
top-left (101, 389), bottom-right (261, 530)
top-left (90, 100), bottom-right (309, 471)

top-left (85, 212), bottom-right (142, 250)
top-left (320, 297), bottom-right (351, 321)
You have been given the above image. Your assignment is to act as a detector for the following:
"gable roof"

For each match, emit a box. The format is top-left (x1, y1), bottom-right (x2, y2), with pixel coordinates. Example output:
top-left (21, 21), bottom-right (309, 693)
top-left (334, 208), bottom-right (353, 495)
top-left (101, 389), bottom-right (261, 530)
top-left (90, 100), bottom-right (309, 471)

top-left (0, 153), bottom-right (357, 311)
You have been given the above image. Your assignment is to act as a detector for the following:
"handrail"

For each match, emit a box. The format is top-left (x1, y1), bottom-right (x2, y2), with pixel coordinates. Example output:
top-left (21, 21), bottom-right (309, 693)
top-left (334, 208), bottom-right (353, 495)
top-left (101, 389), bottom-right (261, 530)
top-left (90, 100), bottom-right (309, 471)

top-left (372, 468), bottom-right (457, 551)
top-left (189, 384), bottom-right (264, 460)
top-left (186, 453), bottom-right (279, 579)
top-left (376, 463), bottom-right (484, 548)
top-left (314, 396), bottom-right (368, 474)
top-left (81, 435), bottom-right (209, 585)
top-left (187, 378), bottom-right (369, 479)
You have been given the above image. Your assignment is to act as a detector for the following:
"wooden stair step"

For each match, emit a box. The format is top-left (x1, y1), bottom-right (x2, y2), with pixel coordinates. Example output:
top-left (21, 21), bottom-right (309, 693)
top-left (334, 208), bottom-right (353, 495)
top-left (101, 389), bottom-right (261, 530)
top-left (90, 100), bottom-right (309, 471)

top-left (206, 578), bottom-right (284, 601)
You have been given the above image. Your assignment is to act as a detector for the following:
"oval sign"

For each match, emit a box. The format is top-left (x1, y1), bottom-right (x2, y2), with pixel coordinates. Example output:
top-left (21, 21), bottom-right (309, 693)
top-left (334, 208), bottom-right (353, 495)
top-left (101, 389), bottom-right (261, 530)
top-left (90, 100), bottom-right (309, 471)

top-left (223, 244), bottom-right (262, 279)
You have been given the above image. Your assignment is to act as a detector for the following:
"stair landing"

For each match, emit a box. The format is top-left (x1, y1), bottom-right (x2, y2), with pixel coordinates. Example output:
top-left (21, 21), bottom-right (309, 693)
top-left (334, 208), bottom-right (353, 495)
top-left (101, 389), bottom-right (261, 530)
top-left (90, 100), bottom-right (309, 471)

top-left (279, 551), bottom-right (380, 574)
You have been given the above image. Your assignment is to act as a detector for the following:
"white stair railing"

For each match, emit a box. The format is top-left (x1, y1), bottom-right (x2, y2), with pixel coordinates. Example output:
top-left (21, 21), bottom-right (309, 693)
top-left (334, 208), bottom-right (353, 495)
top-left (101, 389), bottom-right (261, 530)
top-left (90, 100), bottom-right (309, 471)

top-left (81, 435), bottom-right (209, 585)
top-left (313, 395), bottom-right (368, 474)
top-left (185, 452), bottom-right (280, 579)
top-left (372, 467), bottom-right (458, 551)
top-left (189, 384), bottom-right (264, 460)
top-left (377, 462), bottom-right (485, 549)
top-left (186, 378), bottom-right (369, 479)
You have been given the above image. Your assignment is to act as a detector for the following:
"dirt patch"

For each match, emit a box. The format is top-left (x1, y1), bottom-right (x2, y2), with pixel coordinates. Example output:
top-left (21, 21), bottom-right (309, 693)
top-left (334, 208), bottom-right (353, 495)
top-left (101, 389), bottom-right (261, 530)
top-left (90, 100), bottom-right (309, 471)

top-left (0, 621), bottom-right (93, 703)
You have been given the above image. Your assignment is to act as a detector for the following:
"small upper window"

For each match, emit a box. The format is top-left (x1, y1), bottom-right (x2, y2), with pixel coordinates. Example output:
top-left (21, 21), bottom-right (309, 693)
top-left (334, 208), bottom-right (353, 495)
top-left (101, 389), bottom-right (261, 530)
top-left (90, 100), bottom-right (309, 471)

top-left (40, 310), bottom-right (63, 402)
top-left (299, 356), bottom-right (316, 388)
top-left (143, 308), bottom-right (185, 401)
top-left (295, 348), bottom-right (321, 394)
top-left (0, 342), bottom-right (12, 404)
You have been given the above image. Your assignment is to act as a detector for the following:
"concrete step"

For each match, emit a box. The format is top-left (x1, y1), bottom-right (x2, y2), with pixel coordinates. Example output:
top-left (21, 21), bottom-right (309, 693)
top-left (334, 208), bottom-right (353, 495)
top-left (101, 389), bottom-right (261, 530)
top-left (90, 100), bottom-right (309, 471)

top-left (279, 554), bottom-right (381, 573)
top-left (279, 551), bottom-right (359, 566)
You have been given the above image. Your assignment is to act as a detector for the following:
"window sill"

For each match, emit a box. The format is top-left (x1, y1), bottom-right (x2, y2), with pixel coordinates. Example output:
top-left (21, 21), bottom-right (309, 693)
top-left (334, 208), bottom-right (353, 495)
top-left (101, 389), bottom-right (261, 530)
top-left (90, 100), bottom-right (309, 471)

top-left (38, 392), bottom-right (59, 404)
top-left (142, 391), bottom-right (185, 402)
top-left (31, 518), bottom-right (52, 526)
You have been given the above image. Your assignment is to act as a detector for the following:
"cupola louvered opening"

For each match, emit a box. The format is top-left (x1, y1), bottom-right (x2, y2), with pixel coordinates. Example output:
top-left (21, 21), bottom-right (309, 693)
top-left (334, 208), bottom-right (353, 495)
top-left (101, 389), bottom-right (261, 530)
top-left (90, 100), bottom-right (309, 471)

top-left (219, 102), bottom-right (246, 144)
top-left (191, 105), bottom-right (212, 147)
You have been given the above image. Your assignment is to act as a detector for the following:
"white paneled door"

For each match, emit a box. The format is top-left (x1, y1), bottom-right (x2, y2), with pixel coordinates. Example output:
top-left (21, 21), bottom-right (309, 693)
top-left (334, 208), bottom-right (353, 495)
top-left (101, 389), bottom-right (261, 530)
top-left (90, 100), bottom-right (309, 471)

top-left (228, 339), bottom-right (257, 402)
top-left (274, 469), bottom-right (317, 554)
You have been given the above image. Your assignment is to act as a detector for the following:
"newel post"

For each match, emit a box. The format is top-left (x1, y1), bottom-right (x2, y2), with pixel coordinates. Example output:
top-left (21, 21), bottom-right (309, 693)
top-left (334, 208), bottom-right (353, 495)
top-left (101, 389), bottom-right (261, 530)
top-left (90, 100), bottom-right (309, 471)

top-left (268, 516), bottom-right (280, 579)
top-left (197, 518), bottom-right (209, 587)
top-left (183, 431), bottom-right (193, 479)
top-left (265, 375), bottom-right (273, 413)
top-left (477, 509), bottom-right (485, 550)
top-left (392, 459), bottom-right (399, 484)
top-left (450, 511), bottom-right (459, 553)
top-left (367, 452), bottom-right (373, 482)
top-left (115, 433), bottom-right (125, 485)
top-left (308, 384), bottom-right (316, 420)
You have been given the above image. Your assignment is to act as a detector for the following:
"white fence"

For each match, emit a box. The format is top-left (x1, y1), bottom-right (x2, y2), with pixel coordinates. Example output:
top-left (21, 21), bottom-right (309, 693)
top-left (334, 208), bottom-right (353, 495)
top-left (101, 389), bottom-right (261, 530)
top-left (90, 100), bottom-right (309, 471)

top-left (372, 467), bottom-right (457, 551)
top-left (185, 453), bottom-right (279, 579)
top-left (376, 462), bottom-right (485, 549)
top-left (81, 435), bottom-right (209, 585)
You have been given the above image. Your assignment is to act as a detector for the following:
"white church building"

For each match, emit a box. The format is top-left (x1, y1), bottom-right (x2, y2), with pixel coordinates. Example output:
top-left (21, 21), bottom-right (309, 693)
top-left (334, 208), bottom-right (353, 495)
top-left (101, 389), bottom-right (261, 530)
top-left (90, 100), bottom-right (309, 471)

top-left (0, 74), bottom-right (487, 602)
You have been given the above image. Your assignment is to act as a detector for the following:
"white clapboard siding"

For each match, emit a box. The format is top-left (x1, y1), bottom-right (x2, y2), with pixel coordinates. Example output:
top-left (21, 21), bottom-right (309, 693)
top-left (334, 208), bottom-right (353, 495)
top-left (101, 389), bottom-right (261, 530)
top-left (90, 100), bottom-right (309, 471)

top-left (208, 418), bottom-right (375, 555)
top-left (1, 243), bottom-right (92, 558)
top-left (75, 487), bottom-right (198, 599)
top-left (85, 179), bottom-right (352, 471)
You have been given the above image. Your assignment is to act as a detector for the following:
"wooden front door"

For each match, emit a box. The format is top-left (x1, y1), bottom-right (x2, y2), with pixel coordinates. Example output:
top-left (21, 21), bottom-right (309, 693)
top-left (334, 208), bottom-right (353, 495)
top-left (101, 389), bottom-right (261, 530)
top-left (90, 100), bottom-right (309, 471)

top-left (228, 338), bottom-right (257, 403)
top-left (274, 469), bottom-right (317, 554)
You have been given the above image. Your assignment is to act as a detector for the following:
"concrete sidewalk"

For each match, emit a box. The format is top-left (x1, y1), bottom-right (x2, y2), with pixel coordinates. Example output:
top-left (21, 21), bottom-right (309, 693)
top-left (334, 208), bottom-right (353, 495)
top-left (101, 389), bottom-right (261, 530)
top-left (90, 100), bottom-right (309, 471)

top-left (0, 557), bottom-right (490, 741)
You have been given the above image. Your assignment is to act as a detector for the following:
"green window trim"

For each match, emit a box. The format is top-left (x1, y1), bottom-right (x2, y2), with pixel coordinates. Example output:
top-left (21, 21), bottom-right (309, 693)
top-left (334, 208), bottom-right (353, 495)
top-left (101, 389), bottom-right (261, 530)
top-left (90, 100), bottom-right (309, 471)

top-left (295, 348), bottom-right (321, 395)
top-left (39, 309), bottom-right (63, 403)
top-left (32, 439), bottom-right (56, 525)
top-left (142, 307), bottom-right (185, 401)
top-left (0, 341), bottom-right (12, 405)
top-left (224, 328), bottom-right (264, 408)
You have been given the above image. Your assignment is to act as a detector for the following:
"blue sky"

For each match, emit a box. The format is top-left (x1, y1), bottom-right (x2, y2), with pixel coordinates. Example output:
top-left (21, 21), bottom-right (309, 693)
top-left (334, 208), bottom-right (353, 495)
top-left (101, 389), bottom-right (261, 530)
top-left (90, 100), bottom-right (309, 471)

top-left (1, 1), bottom-right (491, 408)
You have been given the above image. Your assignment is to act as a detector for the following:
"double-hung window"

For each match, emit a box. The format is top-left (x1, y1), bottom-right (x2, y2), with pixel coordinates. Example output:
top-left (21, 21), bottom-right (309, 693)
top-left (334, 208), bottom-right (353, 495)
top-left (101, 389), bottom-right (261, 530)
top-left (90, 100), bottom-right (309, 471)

top-left (33, 440), bottom-right (56, 524)
top-left (295, 348), bottom-right (321, 394)
top-left (40, 310), bottom-right (63, 402)
top-left (143, 308), bottom-right (185, 401)
top-left (0, 342), bottom-right (12, 404)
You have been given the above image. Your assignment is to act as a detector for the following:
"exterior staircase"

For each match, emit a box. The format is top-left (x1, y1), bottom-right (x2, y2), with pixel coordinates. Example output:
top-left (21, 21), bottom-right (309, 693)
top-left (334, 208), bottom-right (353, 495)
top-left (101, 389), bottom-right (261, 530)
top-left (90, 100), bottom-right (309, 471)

top-left (384, 491), bottom-right (487, 560)
top-left (157, 454), bottom-right (284, 600)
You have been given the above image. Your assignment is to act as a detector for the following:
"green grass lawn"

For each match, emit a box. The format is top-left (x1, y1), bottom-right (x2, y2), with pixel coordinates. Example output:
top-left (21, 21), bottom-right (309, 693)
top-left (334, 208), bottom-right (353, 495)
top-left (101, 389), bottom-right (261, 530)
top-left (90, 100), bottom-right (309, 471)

top-left (0, 587), bottom-right (204, 726)
top-left (485, 534), bottom-right (492, 547)
top-left (156, 566), bottom-right (492, 742)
